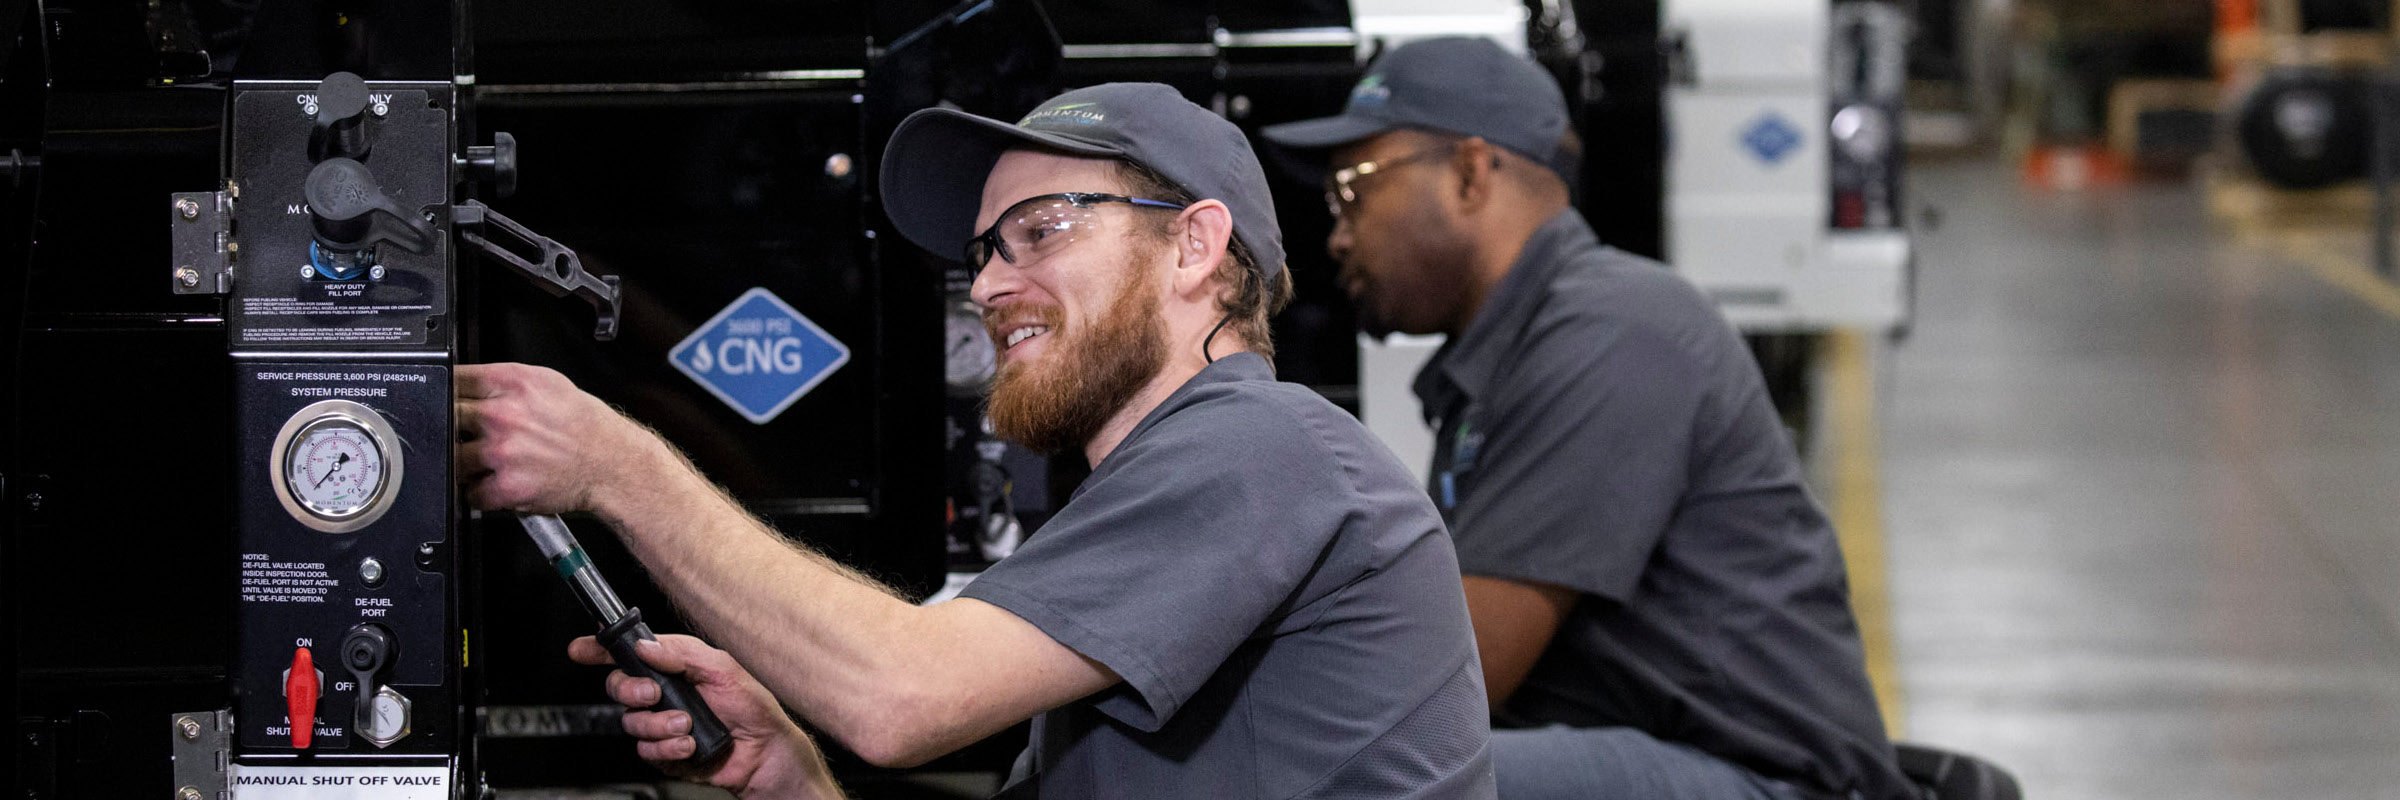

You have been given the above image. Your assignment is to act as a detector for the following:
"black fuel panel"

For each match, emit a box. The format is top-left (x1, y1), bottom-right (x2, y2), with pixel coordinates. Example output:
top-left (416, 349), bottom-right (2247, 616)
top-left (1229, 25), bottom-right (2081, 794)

top-left (232, 363), bottom-right (454, 755)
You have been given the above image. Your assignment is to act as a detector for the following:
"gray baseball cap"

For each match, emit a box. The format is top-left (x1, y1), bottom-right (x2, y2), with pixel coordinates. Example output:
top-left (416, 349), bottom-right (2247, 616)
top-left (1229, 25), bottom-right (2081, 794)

top-left (1262, 37), bottom-right (1569, 174)
top-left (880, 82), bottom-right (1286, 281)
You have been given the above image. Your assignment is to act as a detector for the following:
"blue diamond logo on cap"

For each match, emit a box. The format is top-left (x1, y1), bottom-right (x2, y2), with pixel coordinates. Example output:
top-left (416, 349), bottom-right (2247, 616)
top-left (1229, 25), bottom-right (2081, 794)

top-left (1742, 112), bottom-right (1803, 164)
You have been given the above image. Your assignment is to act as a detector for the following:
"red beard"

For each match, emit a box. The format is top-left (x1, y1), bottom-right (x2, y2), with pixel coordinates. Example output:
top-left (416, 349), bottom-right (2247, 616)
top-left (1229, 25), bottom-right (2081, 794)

top-left (983, 263), bottom-right (1167, 455)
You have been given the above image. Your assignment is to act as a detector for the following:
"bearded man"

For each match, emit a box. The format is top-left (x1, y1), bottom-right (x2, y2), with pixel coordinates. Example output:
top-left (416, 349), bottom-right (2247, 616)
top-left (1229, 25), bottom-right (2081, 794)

top-left (456, 82), bottom-right (1496, 799)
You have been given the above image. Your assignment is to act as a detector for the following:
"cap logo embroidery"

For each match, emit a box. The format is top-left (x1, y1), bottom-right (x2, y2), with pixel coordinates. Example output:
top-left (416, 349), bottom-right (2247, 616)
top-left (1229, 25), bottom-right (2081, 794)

top-left (1349, 74), bottom-right (1391, 107)
top-left (1019, 102), bottom-right (1107, 127)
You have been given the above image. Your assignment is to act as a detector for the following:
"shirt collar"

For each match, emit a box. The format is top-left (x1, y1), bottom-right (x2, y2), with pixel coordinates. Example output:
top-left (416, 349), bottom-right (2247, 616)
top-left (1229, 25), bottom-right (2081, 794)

top-left (1412, 209), bottom-right (1598, 418)
top-left (1118, 351), bottom-right (1275, 445)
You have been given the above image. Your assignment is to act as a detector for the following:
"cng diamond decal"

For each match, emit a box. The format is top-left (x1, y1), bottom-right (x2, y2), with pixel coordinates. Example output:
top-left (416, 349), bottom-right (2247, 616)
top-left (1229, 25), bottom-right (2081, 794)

top-left (669, 287), bottom-right (850, 424)
top-left (1742, 112), bottom-right (1803, 165)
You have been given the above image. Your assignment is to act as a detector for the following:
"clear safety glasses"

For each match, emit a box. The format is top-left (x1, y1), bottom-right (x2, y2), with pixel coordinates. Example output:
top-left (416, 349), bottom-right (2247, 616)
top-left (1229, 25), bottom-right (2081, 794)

top-left (965, 192), bottom-right (1188, 271)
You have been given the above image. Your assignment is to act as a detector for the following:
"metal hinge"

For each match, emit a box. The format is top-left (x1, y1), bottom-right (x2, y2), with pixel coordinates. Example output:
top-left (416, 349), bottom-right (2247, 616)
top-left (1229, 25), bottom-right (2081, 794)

top-left (169, 183), bottom-right (237, 295)
top-left (170, 709), bottom-right (233, 800)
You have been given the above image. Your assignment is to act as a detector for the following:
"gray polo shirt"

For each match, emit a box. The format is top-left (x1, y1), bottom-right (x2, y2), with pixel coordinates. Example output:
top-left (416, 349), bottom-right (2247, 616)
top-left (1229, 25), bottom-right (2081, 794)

top-left (963, 352), bottom-right (1497, 799)
top-left (1413, 212), bottom-right (1912, 800)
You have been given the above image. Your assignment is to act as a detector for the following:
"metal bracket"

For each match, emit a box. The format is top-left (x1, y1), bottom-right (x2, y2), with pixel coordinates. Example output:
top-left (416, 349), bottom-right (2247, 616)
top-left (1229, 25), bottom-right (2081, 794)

top-left (456, 200), bottom-right (621, 340)
top-left (169, 185), bottom-right (236, 295)
top-left (170, 709), bottom-right (232, 800)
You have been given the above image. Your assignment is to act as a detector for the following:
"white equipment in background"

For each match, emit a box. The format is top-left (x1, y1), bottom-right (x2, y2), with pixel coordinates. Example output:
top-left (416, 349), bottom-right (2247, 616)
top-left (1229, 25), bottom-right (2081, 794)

top-left (1665, 0), bottom-right (1912, 332)
top-left (1350, 0), bottom-right (1914, 480)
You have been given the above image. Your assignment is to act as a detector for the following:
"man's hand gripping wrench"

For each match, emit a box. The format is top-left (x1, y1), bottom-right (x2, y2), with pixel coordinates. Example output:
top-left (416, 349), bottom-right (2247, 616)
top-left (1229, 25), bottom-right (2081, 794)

top-left (515, 513), bottom-right (734, 763)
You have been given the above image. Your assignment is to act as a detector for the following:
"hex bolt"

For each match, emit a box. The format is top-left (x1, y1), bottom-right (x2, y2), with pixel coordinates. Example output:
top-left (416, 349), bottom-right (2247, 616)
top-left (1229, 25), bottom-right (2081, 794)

top-left (360, 557), bottom-right (386, 587)
top-left (300, 265), bottom-right (316, 279)
top-left (372, 101), bottom-right (390, 117)
top-left (369, 265), bottom-right (387, 281)
top-left (177, 716), bottom-right (202, 741)
top-left (175, 198), bottom-right (200, 220)
top-left (176, 267), bottom-right (201, 288)
top-left (180, 787), bottom-right (203, 800)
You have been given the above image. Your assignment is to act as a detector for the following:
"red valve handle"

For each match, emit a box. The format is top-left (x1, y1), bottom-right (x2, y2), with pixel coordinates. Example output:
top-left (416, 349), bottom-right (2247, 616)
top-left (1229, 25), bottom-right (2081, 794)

top-left (287, 647), bottom-right (319, 749)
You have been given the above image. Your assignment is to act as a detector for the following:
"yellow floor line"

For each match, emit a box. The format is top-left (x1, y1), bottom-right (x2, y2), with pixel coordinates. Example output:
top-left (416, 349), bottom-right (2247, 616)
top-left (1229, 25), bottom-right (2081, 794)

top-left (1822, 329), bottom-right (1906, 738)
top-left (2278, 234), bottom-right (2400, 323)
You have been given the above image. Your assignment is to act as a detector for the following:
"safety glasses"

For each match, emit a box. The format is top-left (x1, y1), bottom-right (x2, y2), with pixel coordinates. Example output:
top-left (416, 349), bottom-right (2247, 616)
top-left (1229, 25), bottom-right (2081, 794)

top-left (1323, 148), bottom-right (1447, 218)
top-left (965, 192), bottom-right (1188, 271)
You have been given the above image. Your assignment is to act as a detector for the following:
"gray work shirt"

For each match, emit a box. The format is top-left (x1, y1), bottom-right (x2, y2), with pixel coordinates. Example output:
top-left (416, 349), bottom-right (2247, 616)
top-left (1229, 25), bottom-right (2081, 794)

top-left (1414, 212), bottom-right (1913, 800)
top-left (963, 352), bottom-right (1497, 799)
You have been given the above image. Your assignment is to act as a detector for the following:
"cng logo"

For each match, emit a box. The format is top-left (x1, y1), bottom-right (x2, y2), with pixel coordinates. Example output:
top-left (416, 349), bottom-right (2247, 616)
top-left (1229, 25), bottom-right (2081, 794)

top-left (669, 287), bottom-right (850, 424)
top-left (1741, 112), bottom-right (1803, 165)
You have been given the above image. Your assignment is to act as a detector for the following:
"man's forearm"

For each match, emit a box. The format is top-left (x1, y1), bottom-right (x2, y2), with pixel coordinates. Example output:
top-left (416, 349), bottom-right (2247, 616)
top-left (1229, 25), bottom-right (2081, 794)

top-left (586, 437), bottom-right (944, 760)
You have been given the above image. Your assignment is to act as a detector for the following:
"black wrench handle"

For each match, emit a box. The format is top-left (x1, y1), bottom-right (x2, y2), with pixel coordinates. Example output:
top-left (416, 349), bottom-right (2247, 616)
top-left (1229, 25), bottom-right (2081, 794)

top-left (597, 607), bottom-right (734, 764)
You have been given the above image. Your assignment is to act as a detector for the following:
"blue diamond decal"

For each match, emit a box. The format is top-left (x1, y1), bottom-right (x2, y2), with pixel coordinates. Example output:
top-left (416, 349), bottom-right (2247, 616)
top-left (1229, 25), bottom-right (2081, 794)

top-left (1742, 112), bottom-right (1803, 164)
top-left (669, 287), bottom-right (851, 425)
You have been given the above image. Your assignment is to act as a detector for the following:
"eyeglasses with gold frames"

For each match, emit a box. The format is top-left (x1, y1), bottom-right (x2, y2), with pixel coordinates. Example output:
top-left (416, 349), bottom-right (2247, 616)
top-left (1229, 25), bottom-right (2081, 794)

top-left (1323, 148), bottom-right (1448, 218)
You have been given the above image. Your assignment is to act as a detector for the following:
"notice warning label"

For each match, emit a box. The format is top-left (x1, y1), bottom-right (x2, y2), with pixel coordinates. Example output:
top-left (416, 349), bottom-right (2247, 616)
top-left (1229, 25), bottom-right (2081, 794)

top-left (240, 554), bottom-right (335, 604)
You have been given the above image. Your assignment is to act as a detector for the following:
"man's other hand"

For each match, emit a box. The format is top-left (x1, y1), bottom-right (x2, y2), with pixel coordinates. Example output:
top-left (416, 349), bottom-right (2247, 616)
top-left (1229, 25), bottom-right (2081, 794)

top-left (456, 362), bottom-right (654, 514)
top-left (570, 634), bottom-right (847, 800)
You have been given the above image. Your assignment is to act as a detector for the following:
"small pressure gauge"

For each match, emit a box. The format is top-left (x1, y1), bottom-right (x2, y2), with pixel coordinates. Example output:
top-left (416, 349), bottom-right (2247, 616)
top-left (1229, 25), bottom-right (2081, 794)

top-left (271, 400), bottom-right (403, 533)
top-left (945, 300), bottom-right (996, 393)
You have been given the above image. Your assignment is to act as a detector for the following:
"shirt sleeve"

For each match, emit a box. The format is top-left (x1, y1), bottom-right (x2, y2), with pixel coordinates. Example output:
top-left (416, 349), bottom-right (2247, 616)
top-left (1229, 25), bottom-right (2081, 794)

top-left (1447, 307), bottom-right (1710, 602)
top-left (958, 388), bottom-right (1356, 732)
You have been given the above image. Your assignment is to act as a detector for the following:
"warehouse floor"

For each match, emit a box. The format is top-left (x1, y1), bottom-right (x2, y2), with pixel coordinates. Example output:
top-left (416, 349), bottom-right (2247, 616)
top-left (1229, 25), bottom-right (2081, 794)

top-left (1881, 158), bottom-right (2400, 799)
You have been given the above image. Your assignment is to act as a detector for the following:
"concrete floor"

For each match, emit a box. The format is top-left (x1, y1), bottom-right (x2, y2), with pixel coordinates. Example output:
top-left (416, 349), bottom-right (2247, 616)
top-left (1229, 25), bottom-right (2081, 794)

top-left (1885, 159), bottom-right (2400, 799)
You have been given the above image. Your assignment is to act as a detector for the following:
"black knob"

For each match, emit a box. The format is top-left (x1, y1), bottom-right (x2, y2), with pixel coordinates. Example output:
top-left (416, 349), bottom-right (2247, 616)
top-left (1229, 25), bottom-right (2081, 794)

top-left (968, 461), bottom-right (1008, 502)
top-left (342, 623), bottom-right (393, 676)
top-left (342, 623), bottom-right (395, 740)
top-left (311, 72), bottom-right (374, 162)
top-left (306, 158), bottom-right (432, 253)
top-left (463, 132), bottom-right (518, 198)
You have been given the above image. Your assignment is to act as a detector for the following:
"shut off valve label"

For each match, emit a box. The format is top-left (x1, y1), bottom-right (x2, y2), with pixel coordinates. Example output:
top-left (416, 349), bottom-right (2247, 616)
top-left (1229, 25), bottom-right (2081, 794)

top-left (230, 765), bottom-right (447, 799)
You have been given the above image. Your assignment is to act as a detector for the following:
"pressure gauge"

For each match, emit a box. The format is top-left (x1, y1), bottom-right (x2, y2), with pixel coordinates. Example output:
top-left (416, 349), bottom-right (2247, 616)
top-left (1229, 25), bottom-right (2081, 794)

top-left (271, 400), bottom-right (403, 533)
top-left (945, 300), bottom-right (996, 393)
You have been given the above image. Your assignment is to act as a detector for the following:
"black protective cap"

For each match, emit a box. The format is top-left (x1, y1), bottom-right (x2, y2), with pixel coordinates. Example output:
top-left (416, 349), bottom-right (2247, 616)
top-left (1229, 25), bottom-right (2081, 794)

top-left (1262, 37), bottom-right (1570, 177)
top-left (881, 82), bottom-right (1285, 281)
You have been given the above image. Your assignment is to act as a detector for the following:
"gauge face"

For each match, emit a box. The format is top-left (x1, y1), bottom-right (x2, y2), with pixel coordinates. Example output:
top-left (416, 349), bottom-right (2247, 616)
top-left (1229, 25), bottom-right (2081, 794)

top-left (945, 301), bottom-right (997, 392)
top-left (271, 400), bottom-right (404, 533)
top-left (288, 418), bottom-right (385, 518)
top-left (1830, 104), bottom-right (1892, 163)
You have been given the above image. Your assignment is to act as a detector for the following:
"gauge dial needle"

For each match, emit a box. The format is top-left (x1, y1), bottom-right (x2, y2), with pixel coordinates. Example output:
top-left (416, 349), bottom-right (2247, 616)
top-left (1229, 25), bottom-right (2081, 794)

top-left (314, 452), bottom-right (351, 488)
